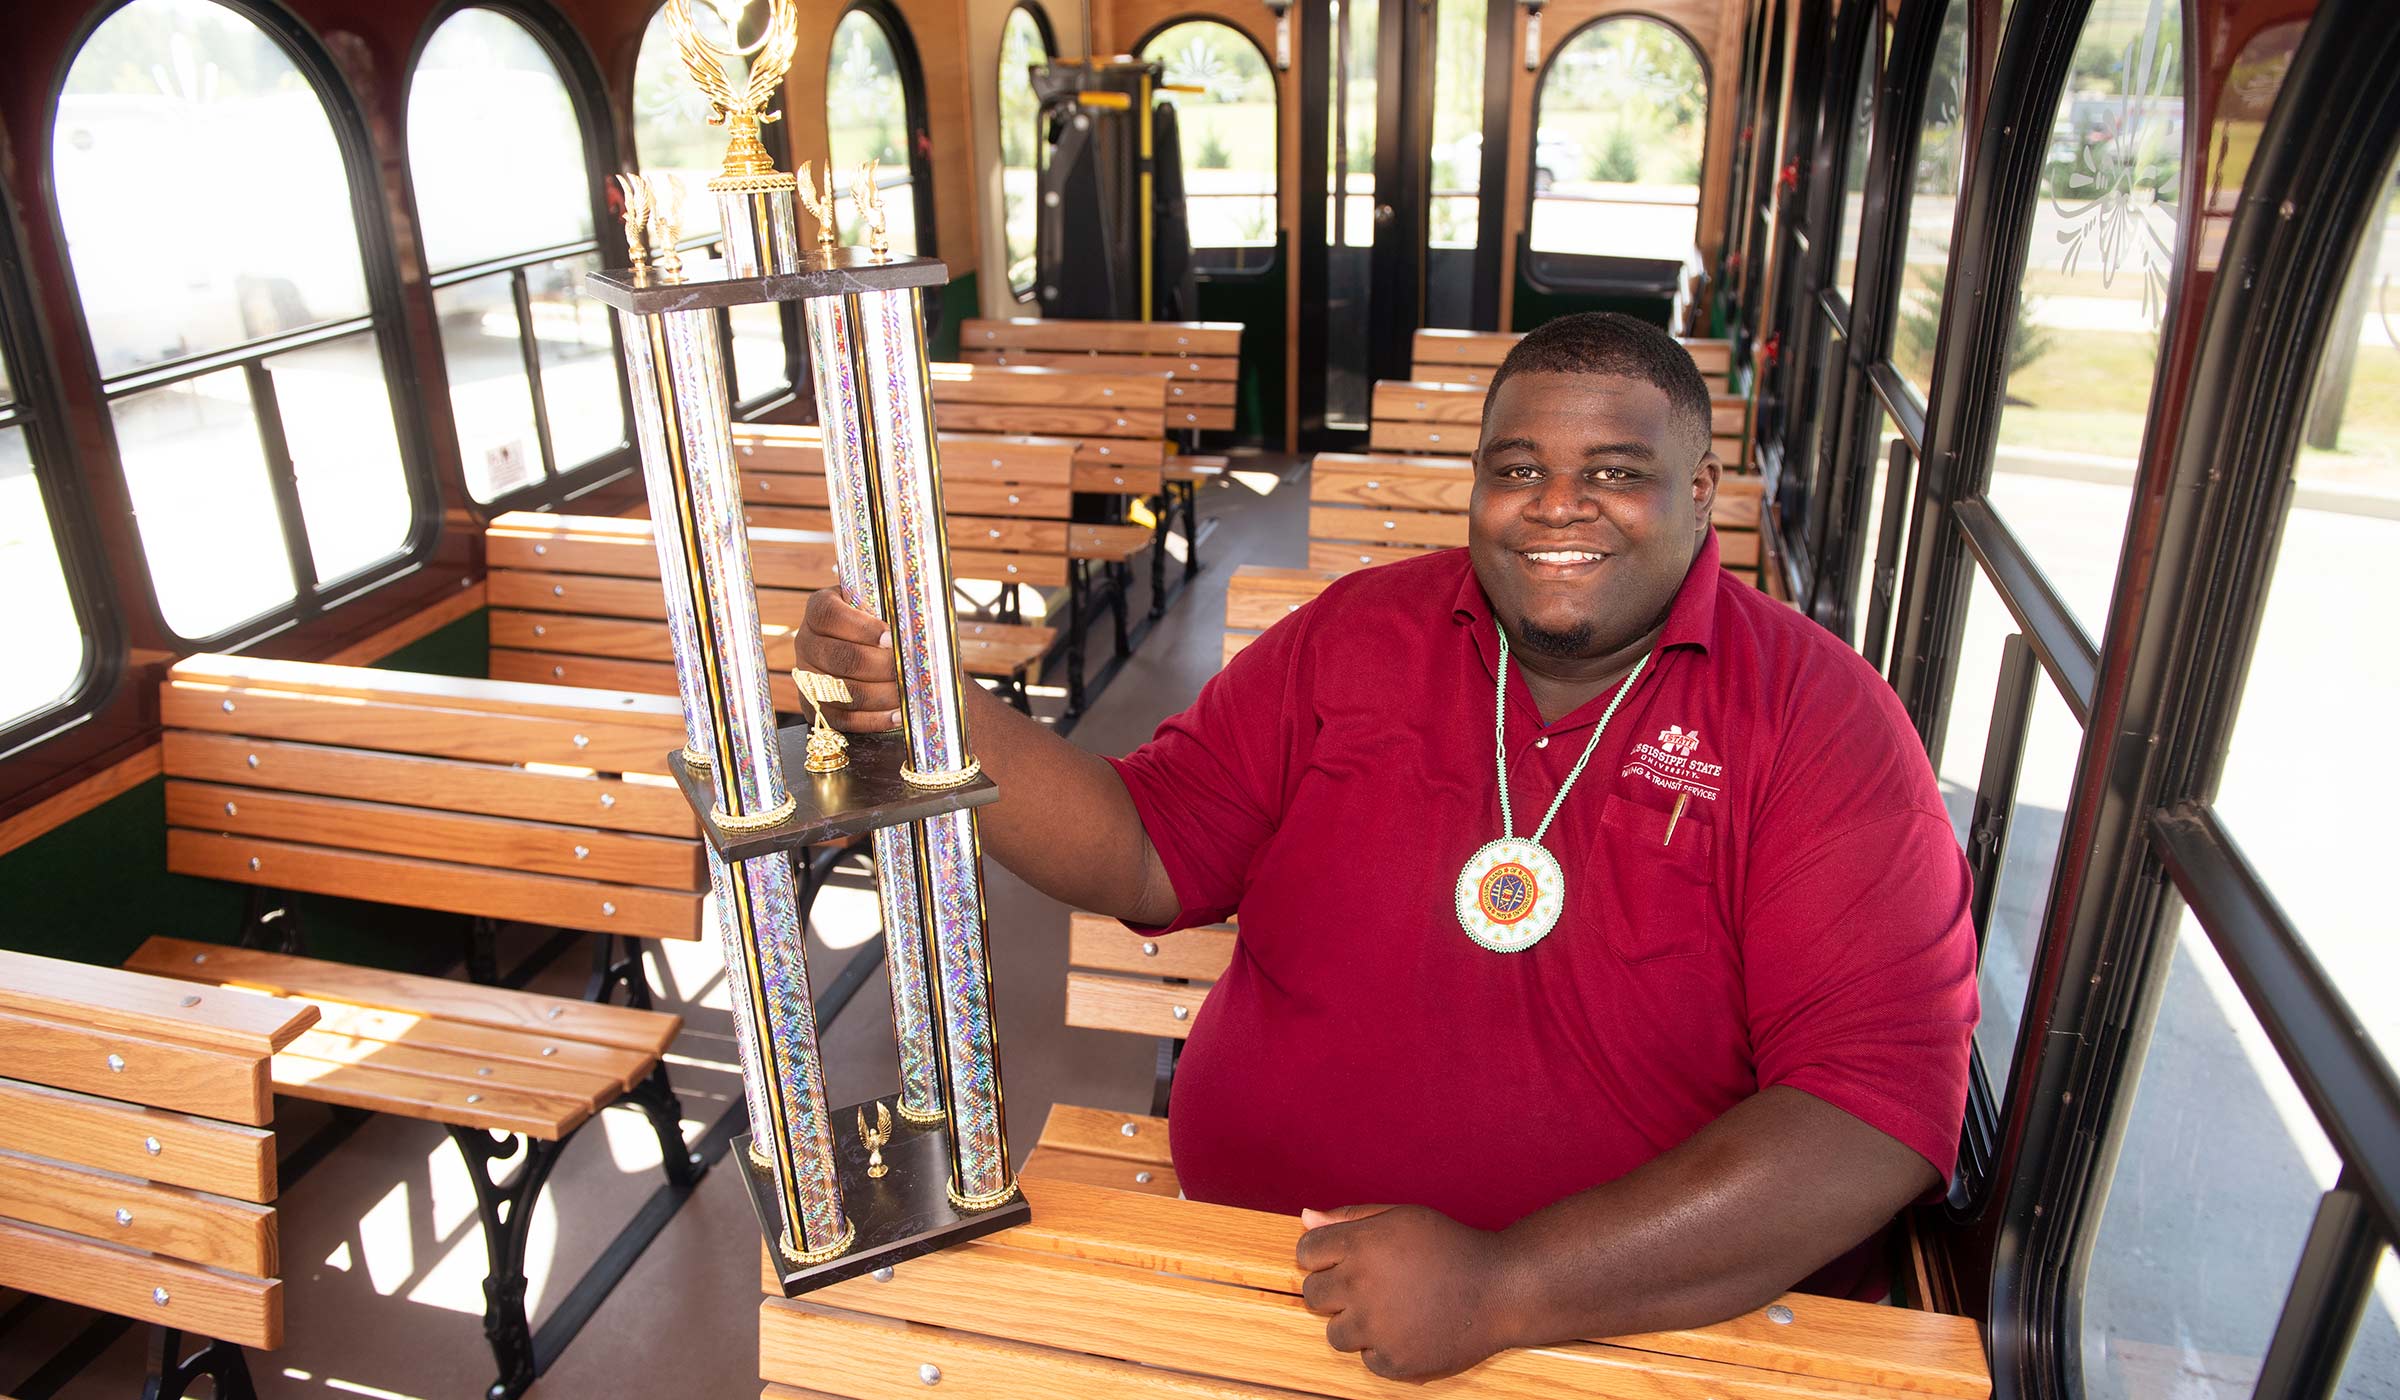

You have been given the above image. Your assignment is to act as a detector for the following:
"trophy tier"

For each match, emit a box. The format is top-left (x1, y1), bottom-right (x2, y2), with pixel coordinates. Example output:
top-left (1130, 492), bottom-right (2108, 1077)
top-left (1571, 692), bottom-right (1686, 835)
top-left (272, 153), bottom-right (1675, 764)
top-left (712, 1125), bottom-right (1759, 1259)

top-left (667, 726), bottom-right (999, 860)
top-left (737, 1106), bottom-right (1032, 1296)
top-left (584, 248), bottom-right (948, 315)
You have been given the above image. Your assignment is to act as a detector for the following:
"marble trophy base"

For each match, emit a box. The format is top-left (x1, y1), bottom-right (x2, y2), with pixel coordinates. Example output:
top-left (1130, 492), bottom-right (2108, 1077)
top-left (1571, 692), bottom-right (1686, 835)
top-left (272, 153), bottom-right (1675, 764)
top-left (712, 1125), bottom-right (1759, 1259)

top-left (738, 1102), bottom-right (1029, 1296)
top-left (669, 726), bottom-right (998, 862)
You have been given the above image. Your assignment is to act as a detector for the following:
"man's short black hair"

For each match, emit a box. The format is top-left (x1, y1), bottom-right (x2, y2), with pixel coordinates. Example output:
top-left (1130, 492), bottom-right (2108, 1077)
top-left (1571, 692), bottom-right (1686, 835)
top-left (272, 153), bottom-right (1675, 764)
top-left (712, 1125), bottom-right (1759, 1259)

top-left (1483, 312), bottom-right (1714, 451)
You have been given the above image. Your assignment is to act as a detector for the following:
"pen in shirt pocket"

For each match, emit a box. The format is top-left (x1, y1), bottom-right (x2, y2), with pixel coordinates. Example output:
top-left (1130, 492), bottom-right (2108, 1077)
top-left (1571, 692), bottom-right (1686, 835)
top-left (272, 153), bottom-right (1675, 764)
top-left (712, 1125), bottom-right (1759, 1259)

top-left (1663, 793), bottom-right (1689, 846)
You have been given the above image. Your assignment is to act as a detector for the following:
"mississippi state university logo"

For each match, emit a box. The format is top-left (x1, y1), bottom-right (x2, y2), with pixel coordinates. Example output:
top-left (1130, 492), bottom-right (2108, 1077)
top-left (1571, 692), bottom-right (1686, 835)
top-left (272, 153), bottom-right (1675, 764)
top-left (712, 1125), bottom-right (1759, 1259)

top-left (1622, 721), bottom-right (1726, 801)
top-left (1658, 724), bottom-right (1701, 756)
top-left (1477, 861), bottom-right (1539, 925)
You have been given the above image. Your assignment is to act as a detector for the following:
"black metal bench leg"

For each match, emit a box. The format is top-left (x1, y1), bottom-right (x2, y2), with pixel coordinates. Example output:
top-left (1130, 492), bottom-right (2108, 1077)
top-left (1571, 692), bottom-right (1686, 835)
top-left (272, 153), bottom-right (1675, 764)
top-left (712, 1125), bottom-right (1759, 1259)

top-left (237, 887), bottom-right (304, 954)
top-left (618, 1061), bottom-right (705, 1191)
top-left (464, 917), bottom-right (503, 985)
top-left (585, 932), bottom-right (656, 1009)
top-left (1107, 560), bottom-right (1132, 658)
top-left (142, 1326), bottom-right (255, 1400)
top-left (447, 1125), bottom-right (568, 1400)
top-left (1149, 495), bottom-right (1172, 619)
top-left (1177, 479), bottom-right (1201, 581)
top-left (1149, 1037), bottom-right (1182, 1120)
top-left (1064, 560), bottom-right (1090, 718)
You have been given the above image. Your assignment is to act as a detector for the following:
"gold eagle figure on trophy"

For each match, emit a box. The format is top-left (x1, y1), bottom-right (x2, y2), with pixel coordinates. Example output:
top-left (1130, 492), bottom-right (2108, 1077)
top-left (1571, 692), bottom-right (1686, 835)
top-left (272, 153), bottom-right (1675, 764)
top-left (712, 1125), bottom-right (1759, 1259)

top-left (665, 0), bottom-right (799, 191)
top-left (611, 172), bottom-right (688, 283)
top-left (796, 160), bottom-right (841, 256)
top-left (856, 1101), bottom-right (893, 1179)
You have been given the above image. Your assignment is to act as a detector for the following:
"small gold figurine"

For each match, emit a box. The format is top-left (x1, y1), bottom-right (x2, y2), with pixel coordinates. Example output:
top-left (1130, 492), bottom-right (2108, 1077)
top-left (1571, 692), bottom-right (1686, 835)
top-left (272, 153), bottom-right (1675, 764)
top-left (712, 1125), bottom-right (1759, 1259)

top-left (612, 173), bottom-right (653, 276)
top-left (795, 160), bottom-right (841, 256)
top-left (793, 668), bottom-right (853, 773)
top-left (857, 1101), bottom-right (893, 1179)
top-left (646, 174), bottom-right (688, 283)
top-left (852, 160), bottom-right (891, 260)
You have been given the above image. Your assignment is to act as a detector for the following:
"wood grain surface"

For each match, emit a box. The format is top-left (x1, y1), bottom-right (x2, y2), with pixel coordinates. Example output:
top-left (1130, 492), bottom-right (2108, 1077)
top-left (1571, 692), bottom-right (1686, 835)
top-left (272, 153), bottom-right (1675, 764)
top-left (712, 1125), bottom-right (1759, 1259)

top-left (1071, 438), bottom-right (1168, 468)
top-left (164, 680), bottom-right (677, 778)
top-left (933, 402), bottom-right (1164, 441)
top-left (1307, 506), bottom-right (1468, 550)
top-left (1019, 1145), bottom-right (1184, 1199)
top-left (1064, 973), bottom-right (1203, 1041)
top-left (0, 1217), bottom-right (280, 1350)
top-left (166, 830), bottom-right (703, 940)
top-left (962, 348), bottom-right (1240, 382)
top-left (0, 1146), bottom-right (275, 1276)
top-left (928, 363), bottom-right (1169, 409)
top-left (1365, 421), bottom-right (1474, 455)
top-left (168, 654), bottom-right (685, 732)
top-left (1066, 914), bottom-right (1234, 981)
top-left (1371, 382), bottom-right (1487, 425)
top-left (269, 1051), bottom-right (589, 1139)
top-left (958, 319), bottom-right (1243, 357)
top-left (0, 1009), bottom-right (269, 1124)
top-left (1029, 1106), bottom-right (1173, 1166)
top-left (125, 938), bottom-right (681, 1057)
top-left (1067, 524), bottom-right (1153, 561)
top-left (163, 731), bottom-right (697, 839)
top-left (1310, 456), bottom-right (1476, 511)
top-left (1223, 568), bottom-right (1337, 633)
top-left (1069, 463), bottom-right (1166, 495)
top-left (1307, 540), bottom-right (1445, 575)
top-left (0, 951), bottom-right (315, 1057)
top-left (0, 1078), bottom-right (277, 1202)
top-left (304, 1002), bottom-right (651, 1092)
top-left (490, 567), bottom-right (818, 632)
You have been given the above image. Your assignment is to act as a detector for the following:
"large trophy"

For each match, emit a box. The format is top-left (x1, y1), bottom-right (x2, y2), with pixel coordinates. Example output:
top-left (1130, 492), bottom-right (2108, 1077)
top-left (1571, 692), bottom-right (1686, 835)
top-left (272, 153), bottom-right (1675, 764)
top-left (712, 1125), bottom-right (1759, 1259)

top-left (586, 0), bottom-right (1025, 1291)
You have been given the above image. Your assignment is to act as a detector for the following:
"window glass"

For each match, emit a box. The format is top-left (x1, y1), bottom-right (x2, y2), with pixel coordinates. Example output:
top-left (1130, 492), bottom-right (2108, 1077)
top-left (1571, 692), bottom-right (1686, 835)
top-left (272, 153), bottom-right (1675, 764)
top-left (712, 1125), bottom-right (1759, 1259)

top-left (0, 422), bottom-right (85, 732)
top-left (1850, 417), bottom-right (1905, 672)
top-left (828, 10), bottom-right (918, 255)
top-left (1527, 18), bottom-right (1707, 260)
top-left (1427, 0), bottom-right (1484, 252)
top-left (272, 332), bottom-right (411, 582)
top-left (1889, 0), bottom-right (1969, 398)
top-left (1142, 22), bottom-right (1278, 251)
top-left (633, 2), bottom-right (745, 238)
top-left (114, 371), bottom-right (295, 636)
top-left (55, 0), bottom-right (370, 378)
top-left (999, 6), bottom-right (1049, 296)
top-left (2215, 152), bottom-right (2400, 1067)
top-left (408, 9), bottom-right (590, 273)
top-left (2334, 1252), bottom-right (2399, 1400)
top-left (1835, 18), bottom-right (1877, 308)
top-left (2081, 914), bottom-right (2400, 1400)
top-left (1983, 0), bottom-right (2184, 637)
top-left (434, 273), bottom-right (542, 500)
top-left (1934, 570), bottom-right (2085, 1077)
top-left (1327, 0), bottom-right (1379, 251)
top-left (526, 252), bottom-right (623, 462)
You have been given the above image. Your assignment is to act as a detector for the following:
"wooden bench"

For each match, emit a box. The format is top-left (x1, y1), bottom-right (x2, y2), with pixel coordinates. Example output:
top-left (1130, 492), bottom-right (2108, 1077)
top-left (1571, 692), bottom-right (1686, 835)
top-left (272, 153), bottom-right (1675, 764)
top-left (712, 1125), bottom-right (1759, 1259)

top-left (1063, 911), bottom-right (1234, 1117)
top-left (0, 950), bottom-right (314, 1399)
top-left (960, 318), bottom-right (1245, 607)
top-left (758, 1130), bottom-right (1993, 1400)
top-left (1413, 326), bottom-right (1735, 388)
top-left (1368, 377), bottom-right (1752, 470)
top-left (484, 511), bottom-right (1057, 714)
top-left (124, 936), bottom-right (696, 1400)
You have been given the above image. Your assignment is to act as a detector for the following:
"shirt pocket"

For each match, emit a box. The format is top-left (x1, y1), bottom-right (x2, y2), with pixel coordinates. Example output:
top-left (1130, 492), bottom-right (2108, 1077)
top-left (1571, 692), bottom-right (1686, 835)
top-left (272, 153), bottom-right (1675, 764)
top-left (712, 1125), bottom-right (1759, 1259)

top-left (1590, 792), bottom-right (1718, 963)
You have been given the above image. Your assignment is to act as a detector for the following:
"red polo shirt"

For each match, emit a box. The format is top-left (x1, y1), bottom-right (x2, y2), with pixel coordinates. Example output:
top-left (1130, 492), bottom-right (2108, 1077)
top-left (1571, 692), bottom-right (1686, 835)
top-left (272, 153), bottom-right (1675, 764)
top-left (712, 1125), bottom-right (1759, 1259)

top-left (1108, 535), bottom-right (1978, 1293)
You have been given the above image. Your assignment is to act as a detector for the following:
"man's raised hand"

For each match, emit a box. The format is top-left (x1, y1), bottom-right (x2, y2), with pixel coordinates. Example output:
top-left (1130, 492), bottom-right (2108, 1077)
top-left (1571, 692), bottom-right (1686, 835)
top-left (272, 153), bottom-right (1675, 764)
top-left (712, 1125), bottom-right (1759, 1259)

top-left (795, 590), bottom-right (904, 733)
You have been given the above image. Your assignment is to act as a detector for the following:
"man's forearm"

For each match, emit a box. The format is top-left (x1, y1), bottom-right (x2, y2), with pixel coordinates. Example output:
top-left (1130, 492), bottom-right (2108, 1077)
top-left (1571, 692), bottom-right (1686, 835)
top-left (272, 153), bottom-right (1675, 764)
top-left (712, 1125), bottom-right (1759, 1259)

top-left (1488, 1086), bottom-right (1936, 1345)
top-left (957, 681), bottom-right (1178, 925)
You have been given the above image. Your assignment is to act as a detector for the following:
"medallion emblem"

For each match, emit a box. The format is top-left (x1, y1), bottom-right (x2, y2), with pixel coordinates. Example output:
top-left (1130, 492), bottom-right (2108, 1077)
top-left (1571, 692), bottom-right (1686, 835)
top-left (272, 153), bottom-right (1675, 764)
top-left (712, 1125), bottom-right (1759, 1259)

top-left (1455, 837), bottom-right (1566, 953)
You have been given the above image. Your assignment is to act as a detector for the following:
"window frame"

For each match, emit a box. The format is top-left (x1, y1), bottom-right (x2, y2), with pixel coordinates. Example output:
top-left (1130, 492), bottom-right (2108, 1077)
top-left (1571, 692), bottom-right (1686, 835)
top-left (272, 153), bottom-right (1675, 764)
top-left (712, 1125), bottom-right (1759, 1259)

top-left (998, 0), bottom-right (1058, 302)
top-left (407, 0), bottom-right (637, 515)
top-left (1135, 14), bottom-right (1284, 285)
top-left (0, 179), bottom-right (121, 763)
top-left (831, 0), bottom-right (938, 260)
top-left (1518, 13), bottom-right (1714, 296)
top-left (45, 0), bottom-right (441, 652)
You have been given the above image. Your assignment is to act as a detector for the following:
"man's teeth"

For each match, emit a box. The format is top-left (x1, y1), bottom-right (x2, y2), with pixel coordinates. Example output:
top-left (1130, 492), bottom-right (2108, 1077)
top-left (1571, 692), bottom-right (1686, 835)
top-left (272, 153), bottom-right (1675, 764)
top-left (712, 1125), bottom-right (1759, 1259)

top-left (1524, 550), bottom-right (1603, 563)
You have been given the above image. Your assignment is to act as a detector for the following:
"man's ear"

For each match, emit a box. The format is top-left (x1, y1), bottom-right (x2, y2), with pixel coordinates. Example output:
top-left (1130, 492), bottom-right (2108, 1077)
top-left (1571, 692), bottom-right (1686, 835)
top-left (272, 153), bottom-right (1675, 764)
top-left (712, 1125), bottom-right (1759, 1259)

top-left (1691, 449), bottom-right (1722, 530)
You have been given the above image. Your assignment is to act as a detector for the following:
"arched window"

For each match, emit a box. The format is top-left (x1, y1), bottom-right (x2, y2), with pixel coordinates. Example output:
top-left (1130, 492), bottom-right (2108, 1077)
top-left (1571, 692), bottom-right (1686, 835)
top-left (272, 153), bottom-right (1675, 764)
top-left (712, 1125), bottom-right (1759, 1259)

top-left (410, 6), bottom-right (623, 503)
top-left (829, 5), bottom-right (932, 256)
top-left (998, 3), bottom-right (1055, 298)
top-left (1887, 0), bottom-right (1969, 400)
top-left (54, 0), bottom-right (423, 643)
top-left (633, 2), bottom-right (795, 408)
top-left (1527, 17), bottom-right (1708, 262)
top-left (1138, 20), bottom-right (1278, 264)
top-left (1832, 13), bottom-right (1880, 308)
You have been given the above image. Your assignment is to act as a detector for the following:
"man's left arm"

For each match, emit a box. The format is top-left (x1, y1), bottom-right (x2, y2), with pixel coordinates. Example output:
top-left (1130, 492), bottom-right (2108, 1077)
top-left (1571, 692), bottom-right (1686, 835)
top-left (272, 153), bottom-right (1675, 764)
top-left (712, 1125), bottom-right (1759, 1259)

top-left (1300, 805), bottom-right (1979, 1379)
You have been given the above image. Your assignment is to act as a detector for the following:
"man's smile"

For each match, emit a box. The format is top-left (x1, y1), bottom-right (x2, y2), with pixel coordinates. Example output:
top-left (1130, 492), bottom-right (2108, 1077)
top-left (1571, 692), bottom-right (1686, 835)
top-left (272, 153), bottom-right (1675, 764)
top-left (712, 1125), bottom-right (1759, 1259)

top-left (1515, 547), bottom-right (1612, 577)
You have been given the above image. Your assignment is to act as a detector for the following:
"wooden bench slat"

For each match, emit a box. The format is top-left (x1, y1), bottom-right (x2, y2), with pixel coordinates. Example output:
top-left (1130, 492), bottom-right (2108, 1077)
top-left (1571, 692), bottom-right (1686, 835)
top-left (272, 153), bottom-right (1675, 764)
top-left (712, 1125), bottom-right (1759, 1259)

top-left (747, 474), bottom-right (1073, 520)
top-left (164, 680), bottom-right (677, 778)
top-left (165, 830), bottom-right (705, 941)
top-left (1164, 380), bottom-right (1238, 405)
top-left (271, 1051), bottom-right (589, 1140)
top-left (285, 1027), bottom-right (618, 1112)
top-left (1032, 1105), bottom-right (1172, 1167)
top-left (1223, 567), bottom-right (1337, 634)
top-left (1715, 474), bottom-right (1765, 529)
top-left (1067, 523), bottom-right (1153, 562)
top-left (0, 1009), bottom-right (270, 1125)
top-left (491, 568), bottom-right (819, 633)
top-left (959, 318), bottom-right (1243, 357)
top-left (760, 1295), bottom-right (1288, 1400)
top-left (734, 429), bottom-right (1082, 485)
top-left (127, 938), bottom-right (680, 1058)
top-left (488, 513), bottom-right (843, 592)
top-left (1020, 1145), bottom-right (1184, 1199)
top-left (1307, 539), bottom-right (1445, 575)
top-left (1065, 973), bottom-right (1203, 1041)
top-left (163, 731), bottom-right (696, 840)
top-left (168, 654), bottom-right (684, 733)
top-left (934, 402), bottom-right (1163, 440)
top-left (166, 781), bottom-right (703, 892)
top-left (493, 628), bottom-right (1049, 697)
top-left (1066, 914), bottom-right (1235, 982)
top-left (1370, 381), bottom-right (1486, 425)
top-left (1720, 530), bottom-right (1763, 567)
top-left (0, 1078), bottom-right (278, 1203)
top-left (306, 1002), bottom-right (652, 1093)
top-left (1306, 505), bottom-right (1468, 550)
top-left (1069, 463), bottom-right (1166, 494)
top-left (1310, 457), bottom-right (1476, 512)
top-left (930, 363), bottom-right (1171, 408)
top-left (0, 1217), bottom-right (280, 1351)
top-left (962, 348), bottom-right (1240, 381)
top-left (1366, 420), bottom-right (1474, 454)
top-left (0, 950), bottom-right (315, 1058)
top-left (1072, 439), bottom-right (1170, 470)
top-left (0, 1146), bottom-right (276, 1277)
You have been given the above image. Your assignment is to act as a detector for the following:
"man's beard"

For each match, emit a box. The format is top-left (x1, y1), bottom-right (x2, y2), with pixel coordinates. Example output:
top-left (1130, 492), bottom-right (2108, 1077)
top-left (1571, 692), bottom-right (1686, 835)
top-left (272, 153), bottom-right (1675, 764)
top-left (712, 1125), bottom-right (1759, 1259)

top-left (1517, 617), bottom-right (1595, 657)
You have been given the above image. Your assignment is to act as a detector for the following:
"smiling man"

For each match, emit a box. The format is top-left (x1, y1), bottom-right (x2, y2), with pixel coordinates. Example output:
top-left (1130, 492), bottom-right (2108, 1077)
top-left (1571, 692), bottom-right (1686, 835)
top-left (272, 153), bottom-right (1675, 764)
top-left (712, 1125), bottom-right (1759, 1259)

top-left (797, 312), bottom-right (1978, 1380)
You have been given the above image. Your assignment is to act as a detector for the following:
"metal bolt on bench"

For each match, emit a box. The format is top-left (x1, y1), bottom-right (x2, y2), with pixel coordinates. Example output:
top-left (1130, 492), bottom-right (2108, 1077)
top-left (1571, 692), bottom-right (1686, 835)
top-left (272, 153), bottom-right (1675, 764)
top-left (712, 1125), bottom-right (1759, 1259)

top-left (588, 0), bottom-right (1027, 1299)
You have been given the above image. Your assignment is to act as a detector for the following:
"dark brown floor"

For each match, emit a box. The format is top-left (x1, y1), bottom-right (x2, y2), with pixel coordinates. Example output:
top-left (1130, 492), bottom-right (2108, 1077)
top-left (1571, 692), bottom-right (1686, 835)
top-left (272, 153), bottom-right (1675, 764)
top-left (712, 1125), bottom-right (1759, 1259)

top-left (0, 453), bottom-right (1308, 1400)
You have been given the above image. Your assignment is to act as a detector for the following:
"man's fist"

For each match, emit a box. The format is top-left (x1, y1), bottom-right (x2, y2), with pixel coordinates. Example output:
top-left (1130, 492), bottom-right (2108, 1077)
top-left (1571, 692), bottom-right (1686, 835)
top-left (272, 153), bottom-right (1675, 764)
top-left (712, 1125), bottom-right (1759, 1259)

top-left (794, 590), bottom-right (903, 732)
top-left (1295, 1203), bottom-right (1523, 1380)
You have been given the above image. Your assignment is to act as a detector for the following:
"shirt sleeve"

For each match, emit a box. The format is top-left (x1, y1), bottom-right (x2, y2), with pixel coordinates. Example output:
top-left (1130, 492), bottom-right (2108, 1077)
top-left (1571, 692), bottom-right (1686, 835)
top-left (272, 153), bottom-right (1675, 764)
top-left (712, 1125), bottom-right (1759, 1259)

top-left (1105, 596), bottom-right (1323, 934)
top-left (1741, 765), bottom-right (1980, 1184)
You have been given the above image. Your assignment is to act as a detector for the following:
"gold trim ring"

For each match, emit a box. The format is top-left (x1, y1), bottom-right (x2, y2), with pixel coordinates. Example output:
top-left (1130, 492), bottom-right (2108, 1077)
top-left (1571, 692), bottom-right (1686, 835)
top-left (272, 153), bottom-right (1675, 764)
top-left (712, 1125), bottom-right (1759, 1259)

top-left (744, 1140), bottom-right (775, 1172)
top-left (894, 1098), bottom-right (945, 1126)
top-left (778, 1219), bottom-right (857, 1267)
top-left (713, 791), bottom-right (799, 833)
top-left (902, 756), bottom-right (982, 789)
top-left (945, 1179), bottom-right (1021, 1212)
top-left (680, 746), bottom-right (713, 773)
